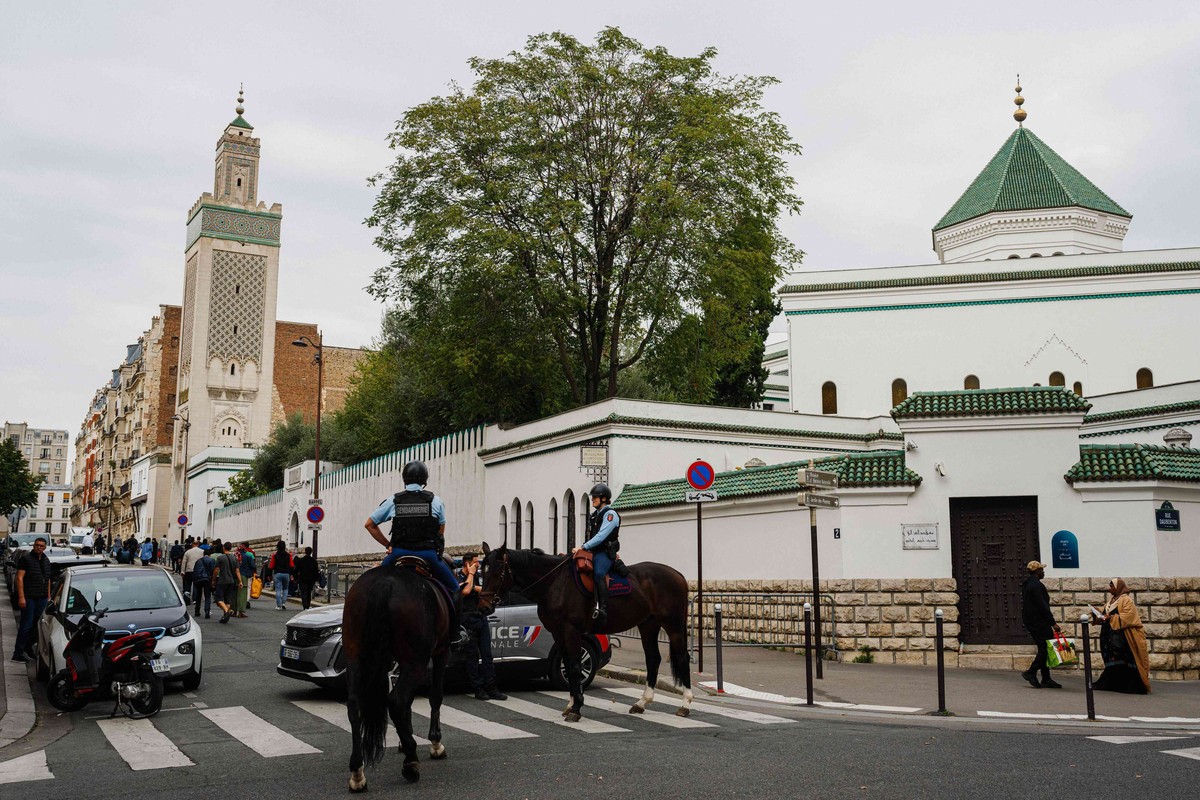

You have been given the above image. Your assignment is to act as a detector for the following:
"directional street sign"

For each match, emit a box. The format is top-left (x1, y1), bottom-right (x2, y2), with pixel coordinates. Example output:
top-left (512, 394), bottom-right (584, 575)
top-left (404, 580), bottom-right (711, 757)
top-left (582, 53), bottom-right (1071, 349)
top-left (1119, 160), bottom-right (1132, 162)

top-left (307, 523), bottom-right (322, 531)
top-left (687, 460), bottom-right (716, 491)
top-left (686, 490), bottom-right (719, 503)
top-left (176, 514), bottom-right (189, 527)
top-left (800, 469), bottom-right (839, 490)
top-left (306, 505), bottom-right (325, 525)
top-left (798, 492), bottom-right (840, 509)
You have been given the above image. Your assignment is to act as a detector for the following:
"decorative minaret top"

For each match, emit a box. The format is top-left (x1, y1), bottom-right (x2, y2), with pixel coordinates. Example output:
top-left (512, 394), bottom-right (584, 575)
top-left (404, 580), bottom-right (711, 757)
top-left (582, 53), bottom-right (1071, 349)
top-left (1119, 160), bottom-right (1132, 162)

top-left (1013, 76), bottom-right (1027, 126)
top-left (236, 83), bottom-right (245, 116)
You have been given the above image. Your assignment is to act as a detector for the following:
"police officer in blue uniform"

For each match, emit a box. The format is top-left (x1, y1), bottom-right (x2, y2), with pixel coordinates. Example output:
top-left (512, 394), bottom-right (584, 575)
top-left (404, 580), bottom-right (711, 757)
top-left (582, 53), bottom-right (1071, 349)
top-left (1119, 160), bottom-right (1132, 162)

top-left (573, 483), bottom-right (620, 625)
top-left (364, 460), bottom-right (464, 648)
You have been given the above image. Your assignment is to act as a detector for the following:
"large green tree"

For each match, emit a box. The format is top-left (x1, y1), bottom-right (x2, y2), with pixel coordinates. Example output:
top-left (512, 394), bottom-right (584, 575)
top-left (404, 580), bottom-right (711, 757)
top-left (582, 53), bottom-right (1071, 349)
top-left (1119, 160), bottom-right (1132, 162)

top-left (0, 439), bottom-right (42, 518)
top-left (367, 27), bottom-right (801, 413)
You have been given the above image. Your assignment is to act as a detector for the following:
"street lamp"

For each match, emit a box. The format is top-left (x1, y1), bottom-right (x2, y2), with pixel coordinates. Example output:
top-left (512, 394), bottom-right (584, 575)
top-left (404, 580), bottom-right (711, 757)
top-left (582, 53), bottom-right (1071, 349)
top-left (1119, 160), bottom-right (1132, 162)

top-left (292, 331), bottom-right (323, 558)
top-left (172, 413), bottom-right (191, 544)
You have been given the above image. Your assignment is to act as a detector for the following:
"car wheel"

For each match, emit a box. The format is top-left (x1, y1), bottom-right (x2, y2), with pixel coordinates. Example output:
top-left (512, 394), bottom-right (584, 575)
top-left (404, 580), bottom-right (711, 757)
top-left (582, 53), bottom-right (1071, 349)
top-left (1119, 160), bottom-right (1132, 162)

top-left (181, 666), bottom-right (202, 691)
top-left (549, 640), bottom-right (600, 691)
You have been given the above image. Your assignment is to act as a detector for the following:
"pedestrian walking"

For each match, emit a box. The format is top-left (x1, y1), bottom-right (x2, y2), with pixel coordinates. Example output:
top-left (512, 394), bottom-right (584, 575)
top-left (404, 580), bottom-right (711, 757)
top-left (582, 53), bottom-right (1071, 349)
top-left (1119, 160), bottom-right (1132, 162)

top-left (1020, 560), bottom-right (1062, 689)
top-left (294, 547), bottom-right (320, 609)
top-left (235, 542), bottom-right (256, 617)
top-left (139, 537), bottom-right (155, 566)
top-left (181, 538), bottom-right (202, 602)
top-left (94, 533), bottom-right (105, 555)
top-left (213, 541), bottom-right (242, 623)
top-left (81, 529), bottom-right (94, 555)
top-left (11, 537), bottom-right (50, 663)
top-left (193, 546), bottom-right (216, 618)
top-left (458, 552), bottom-right (506, 700)
top-left (1091, 578), bottom-right (1152, 694)
top-left (169, 540), bottom-right (184, 573)
top-left (268, 540), bottom-right (295, 610)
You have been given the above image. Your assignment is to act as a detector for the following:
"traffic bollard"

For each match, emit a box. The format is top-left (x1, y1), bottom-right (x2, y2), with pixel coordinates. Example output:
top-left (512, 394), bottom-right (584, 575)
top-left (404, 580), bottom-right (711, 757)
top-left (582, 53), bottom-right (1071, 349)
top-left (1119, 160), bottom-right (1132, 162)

top-left (934, 608), bottom-right (948, 715)
top-left (803, 602), bottom-right (814, 706)
top-left (1080, 614), bottom-right (1095, 721)
top-left (714, 603), bottom-right (724, 693)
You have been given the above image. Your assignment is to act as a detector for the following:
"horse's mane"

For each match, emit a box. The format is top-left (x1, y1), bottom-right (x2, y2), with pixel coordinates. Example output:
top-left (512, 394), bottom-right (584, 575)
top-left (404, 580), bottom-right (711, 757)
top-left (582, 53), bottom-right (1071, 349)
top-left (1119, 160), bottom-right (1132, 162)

top-left (504, 547), bottom-right (567, 572)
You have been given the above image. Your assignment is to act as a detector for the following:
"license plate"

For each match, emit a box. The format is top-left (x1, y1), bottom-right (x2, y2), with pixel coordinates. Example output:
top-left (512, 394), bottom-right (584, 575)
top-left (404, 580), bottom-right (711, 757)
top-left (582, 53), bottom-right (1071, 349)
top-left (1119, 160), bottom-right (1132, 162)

top-left (282, 647), bottom-right (300, 660)
top-left (150, 658), bottom-right (170, 674)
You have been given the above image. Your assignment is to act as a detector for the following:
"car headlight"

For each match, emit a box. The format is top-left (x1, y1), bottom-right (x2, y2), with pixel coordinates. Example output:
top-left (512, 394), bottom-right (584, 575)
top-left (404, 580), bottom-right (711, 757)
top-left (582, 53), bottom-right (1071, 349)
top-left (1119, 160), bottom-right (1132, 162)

top-left (167, 616), bottom-right (191, 637)
top-left (319, 625), bottom-right (341, 639)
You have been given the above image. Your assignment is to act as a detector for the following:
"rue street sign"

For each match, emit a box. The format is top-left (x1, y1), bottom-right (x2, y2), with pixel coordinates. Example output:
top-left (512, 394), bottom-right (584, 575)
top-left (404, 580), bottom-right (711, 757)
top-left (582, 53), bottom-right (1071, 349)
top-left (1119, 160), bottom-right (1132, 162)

top-left (687, 460), bottom-right (716, 491)
top-left (1156, 501), bottom-right (1180, 532)
top-left (799, 469), bottom-right (839, 490)
top-left (798, 492), bottom-right (840, 509)
top-left (686, 490), bottom-right (719, 503)
top-left (306, 506), bottom-right (325, 525)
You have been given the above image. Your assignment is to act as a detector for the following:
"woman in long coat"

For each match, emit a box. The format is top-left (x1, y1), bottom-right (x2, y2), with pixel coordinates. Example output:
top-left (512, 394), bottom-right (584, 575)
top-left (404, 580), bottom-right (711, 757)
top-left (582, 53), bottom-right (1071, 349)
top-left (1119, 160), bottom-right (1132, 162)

top-left (1092, 578), bottom-right (1151, 694)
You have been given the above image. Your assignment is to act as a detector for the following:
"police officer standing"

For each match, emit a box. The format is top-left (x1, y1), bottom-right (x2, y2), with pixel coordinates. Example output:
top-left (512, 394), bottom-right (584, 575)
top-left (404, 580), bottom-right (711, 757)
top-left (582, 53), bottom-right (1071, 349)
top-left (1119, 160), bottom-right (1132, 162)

top-left (457, 552), bottom-right (507, 701)
top-left (363, 461), bottom-right (464, 648)
top-left (573, 483), bottom-right (620, 625)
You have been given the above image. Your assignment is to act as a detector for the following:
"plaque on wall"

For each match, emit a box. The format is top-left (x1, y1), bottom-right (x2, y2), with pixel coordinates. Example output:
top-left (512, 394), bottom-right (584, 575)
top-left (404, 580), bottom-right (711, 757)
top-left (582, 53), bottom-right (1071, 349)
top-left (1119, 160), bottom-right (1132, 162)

top-left (1156, 501), bottom-right (1181, 532)
top-left (1051, 529), bottom-right (1080, 568)
top-left (901, 523), bottom-right (939, 550)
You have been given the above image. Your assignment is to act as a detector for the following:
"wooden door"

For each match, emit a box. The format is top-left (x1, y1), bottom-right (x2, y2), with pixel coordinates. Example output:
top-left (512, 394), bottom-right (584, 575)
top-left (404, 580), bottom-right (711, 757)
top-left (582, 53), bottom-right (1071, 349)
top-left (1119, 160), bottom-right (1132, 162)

top-left (949, 496), bottom-right (1039, 644)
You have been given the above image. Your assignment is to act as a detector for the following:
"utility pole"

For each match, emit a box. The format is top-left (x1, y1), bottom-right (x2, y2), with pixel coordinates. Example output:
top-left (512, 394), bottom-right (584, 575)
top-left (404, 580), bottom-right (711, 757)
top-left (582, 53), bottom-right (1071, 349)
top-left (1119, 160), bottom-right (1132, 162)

top-left (292, 331), bottom-right (324, 558)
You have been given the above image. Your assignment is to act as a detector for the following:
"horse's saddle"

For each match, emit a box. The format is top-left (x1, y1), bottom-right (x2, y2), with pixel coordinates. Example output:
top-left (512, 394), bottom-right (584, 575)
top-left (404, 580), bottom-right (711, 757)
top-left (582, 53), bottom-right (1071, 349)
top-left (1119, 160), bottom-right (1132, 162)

top-left (573, 551), bottom-right (632, 596)
top-left (394, 555), bottom-right (434, 578)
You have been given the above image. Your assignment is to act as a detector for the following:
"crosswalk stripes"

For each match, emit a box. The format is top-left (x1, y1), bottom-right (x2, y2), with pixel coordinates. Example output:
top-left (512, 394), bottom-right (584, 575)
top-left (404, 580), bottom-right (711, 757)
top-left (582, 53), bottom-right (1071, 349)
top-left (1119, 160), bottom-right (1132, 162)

top-left (1164, 748), bottom-right (1200, 761)
top-left (603, 687), bottom-right (796, 725)
top-left (0, 750), bottom-right (53, 785)
top-left (540, 691), bottom-right (717, 730)
top-left (97, 717), bottom-right (195, 770)
top-left (200, 706), bottom-right (321, 757)
top-left (1088, 733), bottom-right (1200, 761)
top-left (412, 697), bottom-right (538, 740)
top-left (291, 699), bottom-right (422, 747)
top-left (495, 694), bottom-right (630, 734)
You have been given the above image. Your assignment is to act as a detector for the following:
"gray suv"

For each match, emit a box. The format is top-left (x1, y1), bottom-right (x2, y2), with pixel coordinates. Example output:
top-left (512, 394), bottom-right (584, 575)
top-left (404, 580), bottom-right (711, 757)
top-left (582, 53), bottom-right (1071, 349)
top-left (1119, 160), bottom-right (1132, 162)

top-left (277, 589), bottom-right (612, 691)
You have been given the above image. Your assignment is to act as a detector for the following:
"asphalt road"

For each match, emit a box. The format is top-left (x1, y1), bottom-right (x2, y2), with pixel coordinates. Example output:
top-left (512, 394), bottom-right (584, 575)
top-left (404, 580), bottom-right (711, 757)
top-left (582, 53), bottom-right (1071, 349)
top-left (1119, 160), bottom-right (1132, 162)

top-left (3, 599), bottom-right (1197, 799)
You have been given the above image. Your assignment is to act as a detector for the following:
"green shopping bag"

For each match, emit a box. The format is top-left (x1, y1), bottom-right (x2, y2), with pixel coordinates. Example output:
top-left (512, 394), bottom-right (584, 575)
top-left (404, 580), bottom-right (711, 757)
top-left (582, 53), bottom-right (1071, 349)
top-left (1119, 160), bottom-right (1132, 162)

top-left (1046, 632), bottom-right (1078, 668)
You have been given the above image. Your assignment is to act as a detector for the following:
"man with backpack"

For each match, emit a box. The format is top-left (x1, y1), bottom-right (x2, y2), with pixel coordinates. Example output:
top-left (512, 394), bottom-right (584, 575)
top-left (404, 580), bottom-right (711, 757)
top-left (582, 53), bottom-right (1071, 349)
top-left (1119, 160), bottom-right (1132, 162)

top-left (181, 538), bottom-right (202, 602)
top-left (192, 546), bottom-right (216, 618)
top-left (212, 541), bottom-right (242, 624)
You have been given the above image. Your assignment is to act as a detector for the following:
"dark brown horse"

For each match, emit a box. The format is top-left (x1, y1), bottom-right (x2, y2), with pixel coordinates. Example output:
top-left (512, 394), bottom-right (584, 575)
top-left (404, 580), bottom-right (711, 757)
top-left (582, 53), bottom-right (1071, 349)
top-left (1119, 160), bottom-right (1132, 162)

top-left (341, 566), bottom-right (451, 791)
top-left (479, 544), bottom-right (694, 721)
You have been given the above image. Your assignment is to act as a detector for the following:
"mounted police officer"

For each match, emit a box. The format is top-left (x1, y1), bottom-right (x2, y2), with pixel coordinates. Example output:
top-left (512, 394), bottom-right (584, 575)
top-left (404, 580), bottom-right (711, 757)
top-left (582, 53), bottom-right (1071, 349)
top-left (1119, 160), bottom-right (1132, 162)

top-left (363, 460), bottom-right (464, 648)
top-left (573, 483), bottom-right (620, 625)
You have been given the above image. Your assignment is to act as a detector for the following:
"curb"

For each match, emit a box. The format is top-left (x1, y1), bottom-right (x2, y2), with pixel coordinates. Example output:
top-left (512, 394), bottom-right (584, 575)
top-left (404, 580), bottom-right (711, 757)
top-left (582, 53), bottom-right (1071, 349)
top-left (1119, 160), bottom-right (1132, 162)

top-left (597, 664), bottom-right (688, 696)
top-left (0, 609), bottom-right (37, 750)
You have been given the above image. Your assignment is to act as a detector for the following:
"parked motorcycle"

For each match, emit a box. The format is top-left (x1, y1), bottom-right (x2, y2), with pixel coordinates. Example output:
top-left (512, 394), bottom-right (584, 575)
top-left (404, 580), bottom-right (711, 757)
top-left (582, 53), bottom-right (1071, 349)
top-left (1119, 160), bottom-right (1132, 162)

top-left (47, 590), bottom-right (168, 718)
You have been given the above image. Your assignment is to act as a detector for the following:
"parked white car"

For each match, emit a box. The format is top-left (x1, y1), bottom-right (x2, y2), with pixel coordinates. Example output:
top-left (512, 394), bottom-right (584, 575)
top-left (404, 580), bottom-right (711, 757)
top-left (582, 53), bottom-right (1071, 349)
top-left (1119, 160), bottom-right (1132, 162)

top-left (36, 564), bottom-right (203, 690)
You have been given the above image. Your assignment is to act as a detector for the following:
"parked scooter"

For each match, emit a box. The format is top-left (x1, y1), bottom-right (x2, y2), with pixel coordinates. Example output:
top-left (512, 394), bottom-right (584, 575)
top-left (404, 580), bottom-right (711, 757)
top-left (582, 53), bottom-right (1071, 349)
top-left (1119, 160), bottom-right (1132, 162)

top-left (47, 590), bottom-right (168, 718)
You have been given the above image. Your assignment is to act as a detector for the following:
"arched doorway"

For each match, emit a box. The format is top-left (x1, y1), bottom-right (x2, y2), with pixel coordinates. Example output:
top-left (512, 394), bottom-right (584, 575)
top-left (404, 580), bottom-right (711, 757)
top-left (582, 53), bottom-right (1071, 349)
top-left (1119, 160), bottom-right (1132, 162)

top-left (289, 512), bottom-right (300, 550)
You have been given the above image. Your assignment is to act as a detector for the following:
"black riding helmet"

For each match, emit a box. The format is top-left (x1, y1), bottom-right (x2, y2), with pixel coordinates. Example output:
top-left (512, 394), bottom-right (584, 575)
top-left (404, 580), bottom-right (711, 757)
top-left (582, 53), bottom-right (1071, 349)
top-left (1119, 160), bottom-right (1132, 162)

top-left (590, 483), bottom-right (612, 502)
top-left (402, 460), bottom-right (429, 486)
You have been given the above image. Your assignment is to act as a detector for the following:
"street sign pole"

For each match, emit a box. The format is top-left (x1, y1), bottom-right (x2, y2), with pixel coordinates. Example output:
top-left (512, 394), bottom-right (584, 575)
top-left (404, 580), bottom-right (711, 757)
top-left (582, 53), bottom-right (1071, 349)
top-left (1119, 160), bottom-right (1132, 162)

top-left (696, 500), bottom-right (704, 674)
top-left (810, 503), bottom-right (822, 679)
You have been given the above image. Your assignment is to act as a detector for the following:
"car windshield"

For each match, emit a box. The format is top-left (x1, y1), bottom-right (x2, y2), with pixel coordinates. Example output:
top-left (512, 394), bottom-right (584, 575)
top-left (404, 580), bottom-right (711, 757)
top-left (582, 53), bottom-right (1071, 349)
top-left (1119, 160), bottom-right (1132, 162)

top-left (64, 571), bottom-right (181, 614)
top-left (7, 534), bottom-right (43, 549)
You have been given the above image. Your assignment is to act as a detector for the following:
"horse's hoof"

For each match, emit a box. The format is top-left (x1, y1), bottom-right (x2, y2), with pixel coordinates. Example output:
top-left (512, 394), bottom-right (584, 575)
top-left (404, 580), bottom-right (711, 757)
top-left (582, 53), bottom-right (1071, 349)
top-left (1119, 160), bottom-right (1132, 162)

top-left (429, 742), bottom-right (447, 760)
top-left (562, 705), bottom-right (573, 715)
top-left (675, 707), bottom-right (691, 717)
top-left (402, 761), bottom-right (420, 783)
top-left (628, 704), bottom-right (644, 714)
top-left (564, 711), bottom-right (581, 723)
top-left (348, 769), bottom-right (367, 793)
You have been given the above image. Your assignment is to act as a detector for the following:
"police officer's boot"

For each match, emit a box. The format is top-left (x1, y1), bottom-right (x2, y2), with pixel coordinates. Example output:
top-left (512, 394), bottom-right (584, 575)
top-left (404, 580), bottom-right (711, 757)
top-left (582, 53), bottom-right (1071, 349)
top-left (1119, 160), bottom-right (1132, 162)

top-left (592, 579), bottom-right (609, 627)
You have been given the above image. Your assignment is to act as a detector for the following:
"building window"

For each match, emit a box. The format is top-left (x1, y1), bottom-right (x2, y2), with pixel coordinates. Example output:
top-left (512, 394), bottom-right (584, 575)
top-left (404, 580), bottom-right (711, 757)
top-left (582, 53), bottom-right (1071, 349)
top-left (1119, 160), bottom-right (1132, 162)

top-left (511, 499), bottom-right (522, 549)
top-left (171, 336), bottom-right (179, 346)
top-left (762, 403), bottom-right (774, 411)
top-left (230, 364), bottom-right (236, 376)
top-left (1073, 381), bottom-right (1083, 396)
top-left (891, 378), bottom-right (908, 407)
top-left (62, 508), bottom-right (69, 518)
top-left (47, 492), bottom-right (55, 503)
top-left (821, 382), bottom-right (838, 415)
top-left (498, 506), bottom-right (508, 541)
top-left (63, 493), bottom-right (70, 503)
top-left (548, 498), bottom-right (559, 555)
top-left (526, 501), bottom-right (535, 551)
top-left (563, 491), bottom-right (576, 551)
top-left (44, 523), bottom-right (52, 534)
top-left (1049, 371), bottom-right (1065, 387)
top-left (964, 374), bottom-right (980, 390)
top-left (1136, 368), bottom-right (1153, 389)
top-left (1007, 254), bottom-right (1020, 259)
top-left (60, 523), bottom-right (67, 534)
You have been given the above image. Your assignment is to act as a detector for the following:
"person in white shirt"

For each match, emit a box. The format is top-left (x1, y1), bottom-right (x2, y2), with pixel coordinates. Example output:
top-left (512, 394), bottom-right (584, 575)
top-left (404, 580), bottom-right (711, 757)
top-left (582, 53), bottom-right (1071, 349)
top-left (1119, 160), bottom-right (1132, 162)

top-left (81, 531), bottom-right (95, 555)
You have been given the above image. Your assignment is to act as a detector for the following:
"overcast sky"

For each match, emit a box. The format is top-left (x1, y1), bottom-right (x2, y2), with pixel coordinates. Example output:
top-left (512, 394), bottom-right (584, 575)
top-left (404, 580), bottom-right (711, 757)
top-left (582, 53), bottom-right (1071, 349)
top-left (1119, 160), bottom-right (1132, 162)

top-left (3, 1), bottom-right (1199, 438)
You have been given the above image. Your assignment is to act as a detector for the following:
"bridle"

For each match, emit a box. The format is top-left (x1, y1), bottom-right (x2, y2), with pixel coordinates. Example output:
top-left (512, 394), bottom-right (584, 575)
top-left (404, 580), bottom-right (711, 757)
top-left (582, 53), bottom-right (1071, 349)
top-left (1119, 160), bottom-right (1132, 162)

top-left (480, 550), bottom-right (571, 609)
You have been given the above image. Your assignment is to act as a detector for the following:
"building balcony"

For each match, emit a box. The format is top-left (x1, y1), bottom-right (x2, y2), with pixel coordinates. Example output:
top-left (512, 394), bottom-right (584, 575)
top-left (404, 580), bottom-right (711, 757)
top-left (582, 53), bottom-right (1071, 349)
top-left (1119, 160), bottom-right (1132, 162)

top-left (119, 482), bottom-right (131, 496)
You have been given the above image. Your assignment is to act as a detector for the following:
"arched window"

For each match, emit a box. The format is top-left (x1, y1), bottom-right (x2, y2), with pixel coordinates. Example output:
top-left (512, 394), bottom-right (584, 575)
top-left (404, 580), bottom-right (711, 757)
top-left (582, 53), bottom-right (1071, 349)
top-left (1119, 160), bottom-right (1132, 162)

top-left (548, 498), bottom-right (559, 555)
top-left (964, 375), bottom-right (980, 390)
top-left (230, 364), bottom-right (236, 376)
top-left (511, 499), bottom-right (522, 549)
top-left (1049, 372), bottom-right (1065, 387)
top-left (525, 501), bottom-right (535, 551)
top-left (1007, 254), bottom-right (1020, 259)
top-left (821, 382), bottom-right (837, 415)
top-left (1030, 253), bottom-right (1043, 258)
top-left (498, 506), bottom-right (507, 542)
top-left (1136, 368), bottom-right (1153, 389)
top-left (563, 491), bottom-right (576, 551)
top-left (1053, 252), bottom-right (1065, 256)
top-left (1073, 381), bottom-right (1083, 396)
top-left (891, 378), bottom-right (908, 407)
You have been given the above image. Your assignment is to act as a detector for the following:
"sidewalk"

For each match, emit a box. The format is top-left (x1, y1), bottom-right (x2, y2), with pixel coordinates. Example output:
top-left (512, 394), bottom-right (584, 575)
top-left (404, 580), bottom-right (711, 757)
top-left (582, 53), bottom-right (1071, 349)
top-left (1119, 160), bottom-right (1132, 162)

top-left (0, 607), bottom-right (37, 750)
top-left (600, 638), bottom-right (1200, 726)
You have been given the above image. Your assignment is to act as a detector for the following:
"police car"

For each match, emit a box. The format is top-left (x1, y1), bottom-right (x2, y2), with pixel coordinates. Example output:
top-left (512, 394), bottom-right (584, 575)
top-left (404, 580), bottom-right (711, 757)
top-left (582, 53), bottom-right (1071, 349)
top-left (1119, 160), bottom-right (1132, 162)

top-left (277, 588), bottom-right (612, 691)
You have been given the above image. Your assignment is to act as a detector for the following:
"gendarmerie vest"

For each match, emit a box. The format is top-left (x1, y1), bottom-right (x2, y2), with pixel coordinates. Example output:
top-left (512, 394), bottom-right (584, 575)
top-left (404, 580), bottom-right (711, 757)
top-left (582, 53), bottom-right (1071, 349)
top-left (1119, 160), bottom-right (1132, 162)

top-left (588, 507), bottom-right (620, 552)
top-left (389, 490), bottom-right (441, 551)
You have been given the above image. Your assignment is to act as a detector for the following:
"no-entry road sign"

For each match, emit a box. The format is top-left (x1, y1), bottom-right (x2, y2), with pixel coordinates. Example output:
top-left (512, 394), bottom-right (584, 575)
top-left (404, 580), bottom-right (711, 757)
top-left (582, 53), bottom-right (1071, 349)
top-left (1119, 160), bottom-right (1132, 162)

top-left (306, 505), bottom-right (325, 525)
top-left (687, 460), bottom-right (716, 491)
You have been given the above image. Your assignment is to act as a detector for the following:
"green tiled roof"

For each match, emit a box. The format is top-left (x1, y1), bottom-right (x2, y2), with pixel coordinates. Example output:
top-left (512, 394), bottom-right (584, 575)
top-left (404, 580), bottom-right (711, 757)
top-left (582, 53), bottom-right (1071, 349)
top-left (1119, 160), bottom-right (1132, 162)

top-left (229, 115), bottom-right (253, 129)
top-left (779, 261), bottom-right (1199, 295)
top-left (1065, 444), bottom-right (1200, 484)
top-left (613, 451), bottom-right (921, 511)
top-left (892, 387), bottom-right (1091, 419)
top-left (934, 127), bottom-right (1129, 232)
top-left (764, 383), bottom-right (788, 392)
top-left (478, 413), bottom-right (903, 457)
top-left (1083, 399), bottom-right (1200, 425)
top-left (763, 349), bottom-right (788, 362)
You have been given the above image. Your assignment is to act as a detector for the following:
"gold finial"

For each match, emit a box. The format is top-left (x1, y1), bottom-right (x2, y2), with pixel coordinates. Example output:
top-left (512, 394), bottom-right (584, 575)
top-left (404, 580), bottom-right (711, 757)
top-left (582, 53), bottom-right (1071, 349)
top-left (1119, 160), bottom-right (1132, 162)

top-left (1013, 75), bottom-right (1027, 126)
top-left (236, 83), bottom-right (245, 116)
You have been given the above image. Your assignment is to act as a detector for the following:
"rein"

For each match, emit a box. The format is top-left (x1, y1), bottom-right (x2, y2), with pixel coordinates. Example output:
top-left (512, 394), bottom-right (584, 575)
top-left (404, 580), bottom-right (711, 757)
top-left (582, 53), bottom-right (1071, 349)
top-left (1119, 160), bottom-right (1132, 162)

top-left (488, 552), bottom-right (571, 601)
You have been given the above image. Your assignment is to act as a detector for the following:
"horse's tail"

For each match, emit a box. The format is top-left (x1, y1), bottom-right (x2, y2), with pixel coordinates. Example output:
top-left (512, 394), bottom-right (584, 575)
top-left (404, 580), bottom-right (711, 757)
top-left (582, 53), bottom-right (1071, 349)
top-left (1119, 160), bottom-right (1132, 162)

top-left (668, 628), bottom-right (691, 686)
top-left (353, 571), bottom-right (399, 766)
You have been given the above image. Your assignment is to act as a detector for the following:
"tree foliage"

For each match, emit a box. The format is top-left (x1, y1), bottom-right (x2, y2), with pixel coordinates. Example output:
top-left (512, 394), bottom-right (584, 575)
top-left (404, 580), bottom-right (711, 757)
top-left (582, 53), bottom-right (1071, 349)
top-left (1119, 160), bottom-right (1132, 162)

top-left (218, 468), bottom-right (268, 506)
top-left (367, 27), bottom-right (801, 419)
top-left (248, 414), bottom-right (316, 492)
top-left (0, 439), bottom-right (42, 517)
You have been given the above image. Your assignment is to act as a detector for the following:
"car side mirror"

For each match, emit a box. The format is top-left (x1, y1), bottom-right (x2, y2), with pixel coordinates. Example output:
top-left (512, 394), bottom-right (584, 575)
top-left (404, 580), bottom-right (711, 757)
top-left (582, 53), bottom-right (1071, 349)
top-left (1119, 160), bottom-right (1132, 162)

top-left (94, 590), bottom-right (103, 605)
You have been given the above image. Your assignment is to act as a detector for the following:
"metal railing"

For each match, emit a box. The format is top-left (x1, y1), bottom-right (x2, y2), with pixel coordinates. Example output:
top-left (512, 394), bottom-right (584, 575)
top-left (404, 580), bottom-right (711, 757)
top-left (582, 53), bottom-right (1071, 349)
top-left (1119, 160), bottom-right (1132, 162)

top-left (317, 561), bottom-right (372, 603)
